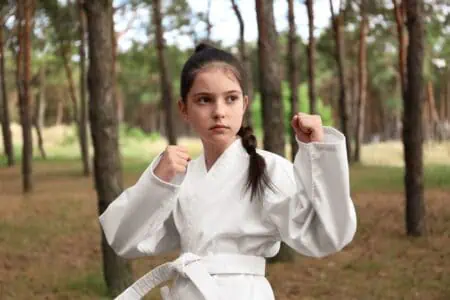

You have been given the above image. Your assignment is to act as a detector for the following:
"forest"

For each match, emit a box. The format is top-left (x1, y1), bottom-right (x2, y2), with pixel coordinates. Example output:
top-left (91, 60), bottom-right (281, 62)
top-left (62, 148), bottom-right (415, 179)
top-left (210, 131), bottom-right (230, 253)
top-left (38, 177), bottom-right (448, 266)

top-left (0, 0), bottom-right (449, 299)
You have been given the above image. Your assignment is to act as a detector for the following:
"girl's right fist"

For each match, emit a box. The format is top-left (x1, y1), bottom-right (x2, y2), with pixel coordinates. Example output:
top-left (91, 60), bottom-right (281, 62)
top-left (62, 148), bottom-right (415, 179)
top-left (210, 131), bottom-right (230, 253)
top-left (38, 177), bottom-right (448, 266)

top-left (153, 146), bottom-right (191, 182)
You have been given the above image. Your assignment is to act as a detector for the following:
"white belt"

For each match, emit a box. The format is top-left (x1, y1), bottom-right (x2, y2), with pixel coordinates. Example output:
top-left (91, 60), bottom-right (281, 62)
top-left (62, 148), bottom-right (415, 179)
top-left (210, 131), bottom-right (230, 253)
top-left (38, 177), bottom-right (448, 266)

top-left (114, 252), bottom-right (266, 300)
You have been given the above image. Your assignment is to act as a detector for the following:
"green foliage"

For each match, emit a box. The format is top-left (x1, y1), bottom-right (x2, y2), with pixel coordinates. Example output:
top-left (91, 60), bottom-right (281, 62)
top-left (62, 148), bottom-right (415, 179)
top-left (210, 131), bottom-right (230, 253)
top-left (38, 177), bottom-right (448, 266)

top-left (250, 81), bottom-right (333, 137)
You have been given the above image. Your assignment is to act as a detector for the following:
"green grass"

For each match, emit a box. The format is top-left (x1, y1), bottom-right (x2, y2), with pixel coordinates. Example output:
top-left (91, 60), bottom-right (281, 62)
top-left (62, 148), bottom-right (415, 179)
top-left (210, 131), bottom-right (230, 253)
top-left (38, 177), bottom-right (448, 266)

top-left (350, 163), bottom-right (450, 192)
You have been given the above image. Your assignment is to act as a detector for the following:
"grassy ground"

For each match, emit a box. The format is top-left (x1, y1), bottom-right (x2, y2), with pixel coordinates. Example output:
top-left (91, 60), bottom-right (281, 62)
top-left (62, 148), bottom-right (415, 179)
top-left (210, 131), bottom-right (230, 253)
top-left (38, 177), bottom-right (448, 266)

top-left (1, 125), bottom-right (450, 299)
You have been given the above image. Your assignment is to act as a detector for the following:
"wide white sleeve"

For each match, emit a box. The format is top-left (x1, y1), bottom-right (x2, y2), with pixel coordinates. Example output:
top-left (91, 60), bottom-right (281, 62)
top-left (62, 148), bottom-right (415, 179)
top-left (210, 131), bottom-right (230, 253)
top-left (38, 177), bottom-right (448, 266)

top-left (263, 127), bottom-right (357, 258)
top-left (99, 153), bottom-right (184, 259)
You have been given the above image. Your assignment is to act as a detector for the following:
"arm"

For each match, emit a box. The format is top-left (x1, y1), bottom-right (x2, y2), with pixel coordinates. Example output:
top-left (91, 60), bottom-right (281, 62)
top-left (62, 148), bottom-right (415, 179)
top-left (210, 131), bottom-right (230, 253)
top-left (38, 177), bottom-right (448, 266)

top-left (263, 127), bottom-right (357, 258)
top-left (99, 153), bottom-right (185, 259)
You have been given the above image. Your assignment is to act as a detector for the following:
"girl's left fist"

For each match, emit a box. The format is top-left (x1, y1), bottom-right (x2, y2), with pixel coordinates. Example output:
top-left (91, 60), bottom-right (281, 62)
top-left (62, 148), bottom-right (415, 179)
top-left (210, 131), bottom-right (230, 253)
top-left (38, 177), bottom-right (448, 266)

top-left (291, 112), bottom-right (324, 143)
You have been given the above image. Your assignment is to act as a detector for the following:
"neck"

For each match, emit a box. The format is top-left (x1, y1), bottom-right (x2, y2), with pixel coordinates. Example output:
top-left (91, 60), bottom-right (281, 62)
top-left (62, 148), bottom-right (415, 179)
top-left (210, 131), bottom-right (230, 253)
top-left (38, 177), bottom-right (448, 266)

top-left (202, 136), bottom-right (238, 171)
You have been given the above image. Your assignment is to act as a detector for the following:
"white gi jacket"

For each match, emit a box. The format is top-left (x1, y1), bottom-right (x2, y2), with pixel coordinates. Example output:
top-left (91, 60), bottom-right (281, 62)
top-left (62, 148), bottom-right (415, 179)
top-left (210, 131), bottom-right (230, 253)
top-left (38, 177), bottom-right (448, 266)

top-left (99, 127), bottom-right (357, 300)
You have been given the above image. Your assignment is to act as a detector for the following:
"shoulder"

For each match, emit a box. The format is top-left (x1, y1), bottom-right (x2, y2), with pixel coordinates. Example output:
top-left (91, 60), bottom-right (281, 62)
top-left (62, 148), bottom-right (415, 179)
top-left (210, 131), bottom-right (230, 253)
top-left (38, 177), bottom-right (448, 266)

top-left (256, 148), bottom-right (296, 193)
top-left (256, 148), bottom-right (292, 171)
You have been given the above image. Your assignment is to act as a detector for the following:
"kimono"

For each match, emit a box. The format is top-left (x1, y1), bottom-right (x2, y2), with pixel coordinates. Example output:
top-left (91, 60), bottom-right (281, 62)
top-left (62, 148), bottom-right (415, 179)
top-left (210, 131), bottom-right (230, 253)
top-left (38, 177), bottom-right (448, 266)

top-left (99, 126), bottom-right (357, 300)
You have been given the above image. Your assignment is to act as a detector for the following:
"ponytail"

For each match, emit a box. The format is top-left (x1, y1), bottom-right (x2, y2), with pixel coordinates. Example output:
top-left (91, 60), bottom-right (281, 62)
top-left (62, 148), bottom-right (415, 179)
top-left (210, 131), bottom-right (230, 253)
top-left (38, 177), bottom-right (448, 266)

top-left (237, 126), bottom-right (276, 201)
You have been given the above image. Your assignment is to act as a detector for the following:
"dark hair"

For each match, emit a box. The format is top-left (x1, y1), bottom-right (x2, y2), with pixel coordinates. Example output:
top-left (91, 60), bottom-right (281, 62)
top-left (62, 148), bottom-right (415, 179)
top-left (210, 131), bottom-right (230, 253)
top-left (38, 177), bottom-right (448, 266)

top-left (180, 43), bottom-right (275, 201)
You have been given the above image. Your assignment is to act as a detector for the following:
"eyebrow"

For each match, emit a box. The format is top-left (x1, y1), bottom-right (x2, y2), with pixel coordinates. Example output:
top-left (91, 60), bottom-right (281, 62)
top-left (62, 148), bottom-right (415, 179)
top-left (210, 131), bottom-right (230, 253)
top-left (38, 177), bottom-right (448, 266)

top-left (192, 90), bottom-right (241, 97)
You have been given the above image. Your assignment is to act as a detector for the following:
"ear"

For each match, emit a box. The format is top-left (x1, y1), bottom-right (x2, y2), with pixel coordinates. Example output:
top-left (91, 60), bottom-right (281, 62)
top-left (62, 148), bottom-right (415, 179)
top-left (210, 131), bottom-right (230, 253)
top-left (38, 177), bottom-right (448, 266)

top-left (178, 99), bottom-right (189, 122)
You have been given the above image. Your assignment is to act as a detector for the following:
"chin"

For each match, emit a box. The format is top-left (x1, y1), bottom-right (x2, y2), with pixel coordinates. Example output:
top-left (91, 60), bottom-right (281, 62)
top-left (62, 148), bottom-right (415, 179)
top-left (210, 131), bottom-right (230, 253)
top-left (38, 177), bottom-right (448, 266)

top-left (204, 132), bottom-right (236, 146)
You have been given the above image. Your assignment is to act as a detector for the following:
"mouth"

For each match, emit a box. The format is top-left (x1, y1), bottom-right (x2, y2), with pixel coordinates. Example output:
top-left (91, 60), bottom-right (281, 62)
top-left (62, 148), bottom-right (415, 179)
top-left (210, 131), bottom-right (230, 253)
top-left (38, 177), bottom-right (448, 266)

top-left (209, 125), bottom-right (230, 130)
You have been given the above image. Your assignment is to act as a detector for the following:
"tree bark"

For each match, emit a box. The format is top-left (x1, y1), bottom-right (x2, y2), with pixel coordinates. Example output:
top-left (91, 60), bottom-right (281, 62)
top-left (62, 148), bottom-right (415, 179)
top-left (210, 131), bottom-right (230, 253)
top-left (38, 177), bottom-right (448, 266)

top-left (354, 0), bottom-right (368, 162)
top-left (403, 0), bottom-right (425, 236)
top-left (256, 0), bottom-right (293, 263)
top-left (78, 0), bottom-right (90, 176)
top-left (305, 0), bottom-right (316, 114)
top-left (153, 0), bottom-right (177, 145)
top-left (61, 44), bottom-right (91, 175)
top-left (231, 0), bottom-right (253, 127)
top-left (426, 81), bottom-right (440, 140)
top-left (287, 0), bottom-right (299, 161)
top-left (0, 11), bottom-right (14, 166)
top-left (84, 0), bottom-right (132, 296)
top-left (329, 0), bottom-right (351, 162)
top-left (55, 99), bottom-right (63, 125)
top-left (17, 0), bottom-right (33, 192)
top-left (393, 0), bottom-right (407, 98)
top-left (33, 68), bottom-right (46, 159)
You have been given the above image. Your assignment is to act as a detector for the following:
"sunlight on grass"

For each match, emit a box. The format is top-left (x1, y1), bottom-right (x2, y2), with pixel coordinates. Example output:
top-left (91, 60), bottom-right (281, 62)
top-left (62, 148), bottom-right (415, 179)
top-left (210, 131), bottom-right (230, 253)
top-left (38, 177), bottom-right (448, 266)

top-left (2, 123), bottom-right (449, 167)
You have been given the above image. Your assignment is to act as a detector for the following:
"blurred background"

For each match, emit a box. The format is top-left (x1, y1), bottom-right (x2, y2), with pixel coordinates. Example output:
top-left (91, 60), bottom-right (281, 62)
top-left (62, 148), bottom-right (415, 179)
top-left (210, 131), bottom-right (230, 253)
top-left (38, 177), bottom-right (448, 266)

top-left (0, 0), bottom-right (449, 299)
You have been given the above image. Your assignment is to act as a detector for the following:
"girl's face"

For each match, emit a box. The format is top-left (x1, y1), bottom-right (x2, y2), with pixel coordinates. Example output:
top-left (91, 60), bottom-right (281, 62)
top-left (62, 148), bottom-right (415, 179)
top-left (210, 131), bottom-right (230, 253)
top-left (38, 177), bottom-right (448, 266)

top-left (178, 67), bottom-right (248, 148)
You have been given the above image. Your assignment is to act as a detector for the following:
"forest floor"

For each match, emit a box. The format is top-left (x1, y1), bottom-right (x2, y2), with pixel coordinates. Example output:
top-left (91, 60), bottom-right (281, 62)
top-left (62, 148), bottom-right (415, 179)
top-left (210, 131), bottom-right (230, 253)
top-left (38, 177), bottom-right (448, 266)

top-left (1, 125), bottom-right (450, 299)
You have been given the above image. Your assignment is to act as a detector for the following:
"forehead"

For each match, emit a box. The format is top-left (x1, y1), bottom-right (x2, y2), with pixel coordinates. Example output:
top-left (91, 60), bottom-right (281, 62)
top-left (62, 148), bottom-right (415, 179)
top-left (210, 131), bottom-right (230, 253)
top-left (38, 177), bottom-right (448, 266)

top-left (189, 67), bottom-right (242, 95)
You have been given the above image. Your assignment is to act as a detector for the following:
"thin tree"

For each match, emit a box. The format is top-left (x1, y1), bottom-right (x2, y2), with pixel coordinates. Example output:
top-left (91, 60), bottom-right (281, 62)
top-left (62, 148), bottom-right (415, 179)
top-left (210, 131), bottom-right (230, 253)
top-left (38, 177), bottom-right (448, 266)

top-left (0, 7), bottom-right (14, 166)
top-left (231, 0), bottom-right (253, 127)
top-left (256, 0), bottom-right (294, 262)
top-left (403, 0), bottom-right (425, 236)
top-left (33, 67), bottom-right (46, 159)
top-left (77, 0), bottom-right (90, 176)
top-left (153, 0), bottom-right (177, 145)
top-left (305, 0), bottom-right (317, 114)
top-left (329, 0), bottom-right (351, 161)
top-left (17, 0), bottom-right (34, 192)
top-left (353, 0), bottom-right (368, 162)
top-left (83, 0), bottom-right (133, 295)
top-left (287, 0), bottom-right (300, 161)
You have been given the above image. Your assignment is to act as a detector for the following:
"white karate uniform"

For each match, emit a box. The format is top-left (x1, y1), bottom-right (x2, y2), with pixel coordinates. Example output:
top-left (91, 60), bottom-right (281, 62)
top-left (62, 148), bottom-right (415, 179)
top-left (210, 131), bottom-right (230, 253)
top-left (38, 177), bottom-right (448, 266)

top-left (99, 127), bottom-right (357, 300)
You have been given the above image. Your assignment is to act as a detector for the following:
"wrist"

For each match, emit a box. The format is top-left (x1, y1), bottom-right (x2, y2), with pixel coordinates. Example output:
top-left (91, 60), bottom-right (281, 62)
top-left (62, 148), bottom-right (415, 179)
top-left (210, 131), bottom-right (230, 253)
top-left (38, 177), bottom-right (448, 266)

top-left (153, 165), bottom-right (174, 183)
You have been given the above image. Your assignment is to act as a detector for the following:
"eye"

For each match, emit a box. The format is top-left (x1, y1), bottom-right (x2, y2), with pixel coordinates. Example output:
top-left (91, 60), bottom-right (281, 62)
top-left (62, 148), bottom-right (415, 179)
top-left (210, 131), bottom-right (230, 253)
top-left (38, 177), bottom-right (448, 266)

top-left (197, 97), bottom-right (211, 104)
top-left (226, 95), bottom-right (239, 103)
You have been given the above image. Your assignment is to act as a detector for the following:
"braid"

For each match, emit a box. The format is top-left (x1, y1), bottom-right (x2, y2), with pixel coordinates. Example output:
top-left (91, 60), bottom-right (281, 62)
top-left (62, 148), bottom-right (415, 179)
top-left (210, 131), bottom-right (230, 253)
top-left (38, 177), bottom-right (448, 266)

top-left (237, 126), bottom-right (276, 201)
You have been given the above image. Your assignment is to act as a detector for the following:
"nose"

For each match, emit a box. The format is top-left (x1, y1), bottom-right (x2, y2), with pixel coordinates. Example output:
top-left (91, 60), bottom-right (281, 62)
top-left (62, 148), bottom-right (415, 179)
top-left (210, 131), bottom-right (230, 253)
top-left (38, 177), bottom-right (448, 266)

top-left (212, 100), bottom-right (226, 119)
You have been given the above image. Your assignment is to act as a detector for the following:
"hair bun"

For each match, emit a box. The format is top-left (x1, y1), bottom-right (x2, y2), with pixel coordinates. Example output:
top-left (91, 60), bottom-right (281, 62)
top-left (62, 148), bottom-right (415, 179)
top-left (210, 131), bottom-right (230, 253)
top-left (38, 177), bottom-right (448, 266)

top-left (195, 42), bottom-right (215, 53)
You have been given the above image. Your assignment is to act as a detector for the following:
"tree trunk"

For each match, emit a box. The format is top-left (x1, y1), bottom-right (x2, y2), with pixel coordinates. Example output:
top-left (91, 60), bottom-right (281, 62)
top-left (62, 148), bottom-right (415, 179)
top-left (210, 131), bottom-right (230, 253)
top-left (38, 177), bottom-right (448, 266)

top-left (36, 67), bottom-right (46, 129)
top-left (256, 0), bottom-right (293, 263)
top-left (33, 68), bottom-right (46, 159)
top-left (393, 0), bottom-right (407, 98)
top-left (354, 0), bottom-right (368, 162)
top-left (329, 1), bottom-right (351, 162)
top-left (17, 0), bottom-right (33, 192)
top-left (34, 93), bottom-right (46, 159)
top-left (426, 81), bottom-right (440, 140)
top-left (403, 0), bottom-right (425, 236)
top-left (111, 10), bottom-right (124, 124)
top-left (439, 74), bottom-right (445, 122)
top-left (444, 66), bottom-right (450, 122)
top-left (231, 0), bottom-right (253, 127)
top-left (84, 0), bottom-right (133, 296)
top-left (78, 0), bottom-right (90, 176)
top-left (0, 11), bottom-right (14, 166)
top-left (55, 99), bottom-right (63, 125)
top-left (61, 45), bottom-right (90, 175)
top-left (445, 69), bottom-right (450, 122)
top-left (305, 0), bottom-right (316, 114)
top-left (287, 0), bottom-right (299, 161)
top-left (153, 0), bottom-right (177, 145)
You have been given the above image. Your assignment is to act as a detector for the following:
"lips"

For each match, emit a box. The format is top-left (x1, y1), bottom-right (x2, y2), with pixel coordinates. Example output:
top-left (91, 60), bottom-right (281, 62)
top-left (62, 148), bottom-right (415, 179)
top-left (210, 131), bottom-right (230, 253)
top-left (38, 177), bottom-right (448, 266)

top-left (210, 124), bottom-right (229, 130)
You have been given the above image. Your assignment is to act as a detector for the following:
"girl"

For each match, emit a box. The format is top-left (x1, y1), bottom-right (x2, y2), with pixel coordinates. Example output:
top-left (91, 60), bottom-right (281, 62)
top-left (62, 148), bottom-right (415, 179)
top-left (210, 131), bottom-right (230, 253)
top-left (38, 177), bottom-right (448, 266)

top-left (99, 44), bottom-right (357, 300)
